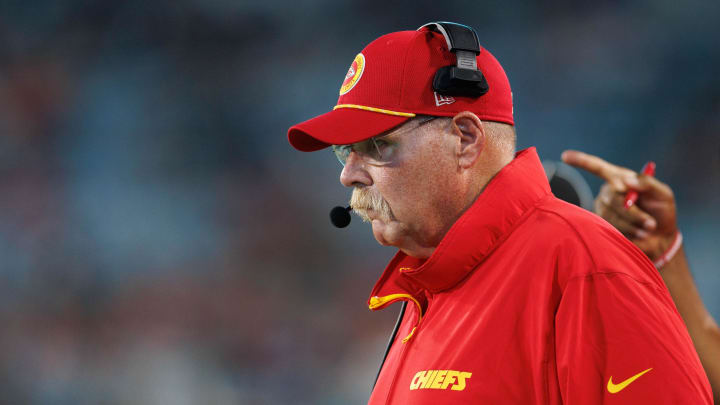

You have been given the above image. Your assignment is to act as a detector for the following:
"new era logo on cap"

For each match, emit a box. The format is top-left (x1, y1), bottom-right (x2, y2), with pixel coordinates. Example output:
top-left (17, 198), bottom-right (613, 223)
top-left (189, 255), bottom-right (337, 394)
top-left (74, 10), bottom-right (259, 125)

top-left (434, 92), bottom-right (455, 107)
top-left (288, 26), bottom-right (513, 152)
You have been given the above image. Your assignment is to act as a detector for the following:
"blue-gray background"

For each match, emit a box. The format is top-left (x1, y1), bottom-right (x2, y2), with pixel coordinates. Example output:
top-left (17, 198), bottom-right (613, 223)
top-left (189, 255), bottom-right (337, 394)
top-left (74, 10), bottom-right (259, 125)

top-left (1, 1), bottom-right (718, 403)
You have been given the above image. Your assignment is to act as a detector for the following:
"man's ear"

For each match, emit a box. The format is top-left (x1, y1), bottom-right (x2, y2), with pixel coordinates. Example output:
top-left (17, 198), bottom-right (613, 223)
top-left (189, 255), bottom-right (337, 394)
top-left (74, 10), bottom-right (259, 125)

top-left (451, 111), bottom-right (485, 169)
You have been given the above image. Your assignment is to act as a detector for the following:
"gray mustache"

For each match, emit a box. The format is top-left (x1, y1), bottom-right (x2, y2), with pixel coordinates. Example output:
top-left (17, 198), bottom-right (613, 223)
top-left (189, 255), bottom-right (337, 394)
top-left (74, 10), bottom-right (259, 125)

top-left (349, 189), bottom-right (393, 222)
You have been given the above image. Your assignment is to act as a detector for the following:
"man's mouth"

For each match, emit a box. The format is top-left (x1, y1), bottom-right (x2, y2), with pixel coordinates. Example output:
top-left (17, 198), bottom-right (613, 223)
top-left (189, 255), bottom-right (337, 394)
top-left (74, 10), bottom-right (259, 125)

top-left (351, 206), bottom-right (376, 222)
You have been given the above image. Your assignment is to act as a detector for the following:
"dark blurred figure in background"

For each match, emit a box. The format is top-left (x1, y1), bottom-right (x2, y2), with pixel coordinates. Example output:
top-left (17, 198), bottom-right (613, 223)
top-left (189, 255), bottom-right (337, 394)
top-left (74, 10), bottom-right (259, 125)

top-left (563, 149), bottom-right (720, 401)
top-left (543, 160), bottom-right (594, 210)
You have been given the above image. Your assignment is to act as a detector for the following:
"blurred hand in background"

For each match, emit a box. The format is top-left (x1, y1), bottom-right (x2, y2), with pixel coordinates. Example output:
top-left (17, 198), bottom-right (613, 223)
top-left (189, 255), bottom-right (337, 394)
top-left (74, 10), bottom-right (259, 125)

top-left (561, 149), bottom-right (678, 261)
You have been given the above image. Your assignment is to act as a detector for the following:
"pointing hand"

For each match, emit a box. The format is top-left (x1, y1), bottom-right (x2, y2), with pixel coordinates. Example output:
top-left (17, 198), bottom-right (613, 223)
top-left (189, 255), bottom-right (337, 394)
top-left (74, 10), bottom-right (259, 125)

top-left (561, 150), bottom-right (677, 261)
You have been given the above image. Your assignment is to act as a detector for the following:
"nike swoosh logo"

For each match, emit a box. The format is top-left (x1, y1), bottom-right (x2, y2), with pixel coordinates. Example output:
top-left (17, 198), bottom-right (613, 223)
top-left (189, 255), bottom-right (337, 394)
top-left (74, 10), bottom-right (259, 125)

top-left (607, 368), bottom-right (653, 393)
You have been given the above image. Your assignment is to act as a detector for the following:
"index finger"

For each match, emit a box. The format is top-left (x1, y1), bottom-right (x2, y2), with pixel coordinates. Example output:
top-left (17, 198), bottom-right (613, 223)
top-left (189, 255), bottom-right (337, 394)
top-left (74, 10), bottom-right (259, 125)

top-left (561, 150), bottom-right (622, 182)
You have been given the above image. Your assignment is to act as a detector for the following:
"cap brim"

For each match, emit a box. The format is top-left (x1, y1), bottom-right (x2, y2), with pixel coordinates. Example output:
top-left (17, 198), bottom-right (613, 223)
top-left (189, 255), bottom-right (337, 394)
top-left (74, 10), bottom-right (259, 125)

top-left (288, 108), bottom-right (411, 152)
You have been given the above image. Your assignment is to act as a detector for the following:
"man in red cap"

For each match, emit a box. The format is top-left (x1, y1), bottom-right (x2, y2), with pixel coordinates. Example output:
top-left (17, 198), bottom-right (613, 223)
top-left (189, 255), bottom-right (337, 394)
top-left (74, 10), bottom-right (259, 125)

top-left (288, 22), bottom-right (712, 404)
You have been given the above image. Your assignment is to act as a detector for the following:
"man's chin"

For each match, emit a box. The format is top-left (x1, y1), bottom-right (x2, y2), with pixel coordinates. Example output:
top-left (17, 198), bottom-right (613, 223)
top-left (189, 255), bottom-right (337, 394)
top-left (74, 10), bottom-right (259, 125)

top-left (371, 219), bottom-right (402, 247)
top-left (370, 220), bottom-right (388, 245)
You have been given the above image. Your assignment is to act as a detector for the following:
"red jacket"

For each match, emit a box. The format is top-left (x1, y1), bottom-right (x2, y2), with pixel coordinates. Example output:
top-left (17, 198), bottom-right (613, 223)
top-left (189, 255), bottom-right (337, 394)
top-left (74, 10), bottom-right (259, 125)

top-left (367, 148), bottom-right (712, 404)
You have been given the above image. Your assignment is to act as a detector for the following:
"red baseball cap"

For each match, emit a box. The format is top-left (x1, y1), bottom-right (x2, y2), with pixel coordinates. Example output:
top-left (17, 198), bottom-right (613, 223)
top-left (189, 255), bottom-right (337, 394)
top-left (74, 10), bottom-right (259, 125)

top-left (287, 26), bottom-right (513, 152)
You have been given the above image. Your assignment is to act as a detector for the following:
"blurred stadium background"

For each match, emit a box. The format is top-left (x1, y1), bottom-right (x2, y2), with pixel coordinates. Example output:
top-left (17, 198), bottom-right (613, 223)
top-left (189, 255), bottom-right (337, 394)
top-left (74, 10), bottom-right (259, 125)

top-left (0, 0), bottom-right (718, 403)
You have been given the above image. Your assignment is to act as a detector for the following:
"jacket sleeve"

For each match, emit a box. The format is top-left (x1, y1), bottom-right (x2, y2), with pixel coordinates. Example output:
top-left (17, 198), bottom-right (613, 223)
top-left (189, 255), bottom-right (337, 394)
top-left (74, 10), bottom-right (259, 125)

top-left (554, 271), bottom-right (713, 404)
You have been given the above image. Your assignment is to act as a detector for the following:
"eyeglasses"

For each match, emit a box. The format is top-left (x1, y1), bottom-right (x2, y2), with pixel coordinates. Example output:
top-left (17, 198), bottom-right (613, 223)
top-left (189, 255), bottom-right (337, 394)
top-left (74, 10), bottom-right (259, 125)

top-left (332, 116), bottom-right (438, 166)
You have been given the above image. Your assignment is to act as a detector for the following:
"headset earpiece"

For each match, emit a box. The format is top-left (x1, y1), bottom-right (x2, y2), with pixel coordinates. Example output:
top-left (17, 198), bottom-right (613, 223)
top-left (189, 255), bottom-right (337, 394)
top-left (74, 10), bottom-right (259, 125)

top-left (418, 22), bottom-right (490, 98)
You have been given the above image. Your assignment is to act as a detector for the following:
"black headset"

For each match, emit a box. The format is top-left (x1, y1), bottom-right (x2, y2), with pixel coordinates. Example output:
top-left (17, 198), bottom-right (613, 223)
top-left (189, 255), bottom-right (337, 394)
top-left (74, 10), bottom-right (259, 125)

top-left (371, 21), bottom-right (488, 392)
top-left (418, 21), bottom-right (490, 98)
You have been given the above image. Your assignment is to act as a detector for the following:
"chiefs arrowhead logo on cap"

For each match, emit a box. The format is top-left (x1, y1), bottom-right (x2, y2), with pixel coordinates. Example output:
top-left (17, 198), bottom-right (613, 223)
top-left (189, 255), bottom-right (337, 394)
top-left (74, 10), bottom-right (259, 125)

top-left (339, 53), bottom-right (365, 95)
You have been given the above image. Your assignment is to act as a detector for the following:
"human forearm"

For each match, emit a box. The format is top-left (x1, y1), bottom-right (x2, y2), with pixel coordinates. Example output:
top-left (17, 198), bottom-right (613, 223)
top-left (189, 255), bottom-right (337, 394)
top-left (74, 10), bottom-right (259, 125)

top-left (659, 246), bottom-right (720, 401)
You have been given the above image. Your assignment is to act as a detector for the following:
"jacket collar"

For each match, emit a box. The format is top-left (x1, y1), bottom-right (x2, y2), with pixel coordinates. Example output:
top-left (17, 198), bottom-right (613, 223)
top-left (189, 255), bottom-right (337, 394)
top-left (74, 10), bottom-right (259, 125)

top-left (368, 147), bottom-right (552, 312)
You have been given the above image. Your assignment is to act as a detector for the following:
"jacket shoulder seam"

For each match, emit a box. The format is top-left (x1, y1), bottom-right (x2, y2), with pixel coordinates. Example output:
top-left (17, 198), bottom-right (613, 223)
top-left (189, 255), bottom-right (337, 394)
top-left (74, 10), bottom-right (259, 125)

top-left (535, 206), bottom-right (664, 292)
top-left (563, 270), bottom-right (666, 292)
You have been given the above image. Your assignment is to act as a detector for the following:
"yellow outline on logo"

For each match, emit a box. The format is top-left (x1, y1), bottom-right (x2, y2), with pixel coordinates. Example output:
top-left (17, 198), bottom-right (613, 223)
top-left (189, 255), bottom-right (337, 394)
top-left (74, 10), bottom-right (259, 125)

top-left (339, 53), bottom-right (365, 95)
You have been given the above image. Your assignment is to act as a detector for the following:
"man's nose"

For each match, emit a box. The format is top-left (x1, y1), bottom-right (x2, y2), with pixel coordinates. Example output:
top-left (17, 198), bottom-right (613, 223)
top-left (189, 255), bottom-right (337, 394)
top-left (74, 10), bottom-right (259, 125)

top-left (340, 152), bottom-right (372, 188)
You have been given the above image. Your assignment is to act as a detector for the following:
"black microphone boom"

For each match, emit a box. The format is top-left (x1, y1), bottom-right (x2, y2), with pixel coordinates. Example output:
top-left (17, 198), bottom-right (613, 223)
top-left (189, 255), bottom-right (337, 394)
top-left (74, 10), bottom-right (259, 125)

top-left (330, 206), bottom-right (352, 228)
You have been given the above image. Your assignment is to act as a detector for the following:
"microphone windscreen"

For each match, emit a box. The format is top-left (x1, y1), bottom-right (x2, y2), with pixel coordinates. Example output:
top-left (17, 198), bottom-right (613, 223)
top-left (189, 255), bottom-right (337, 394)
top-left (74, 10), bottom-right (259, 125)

top-left (330, 206), bottom-right (352, 228)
